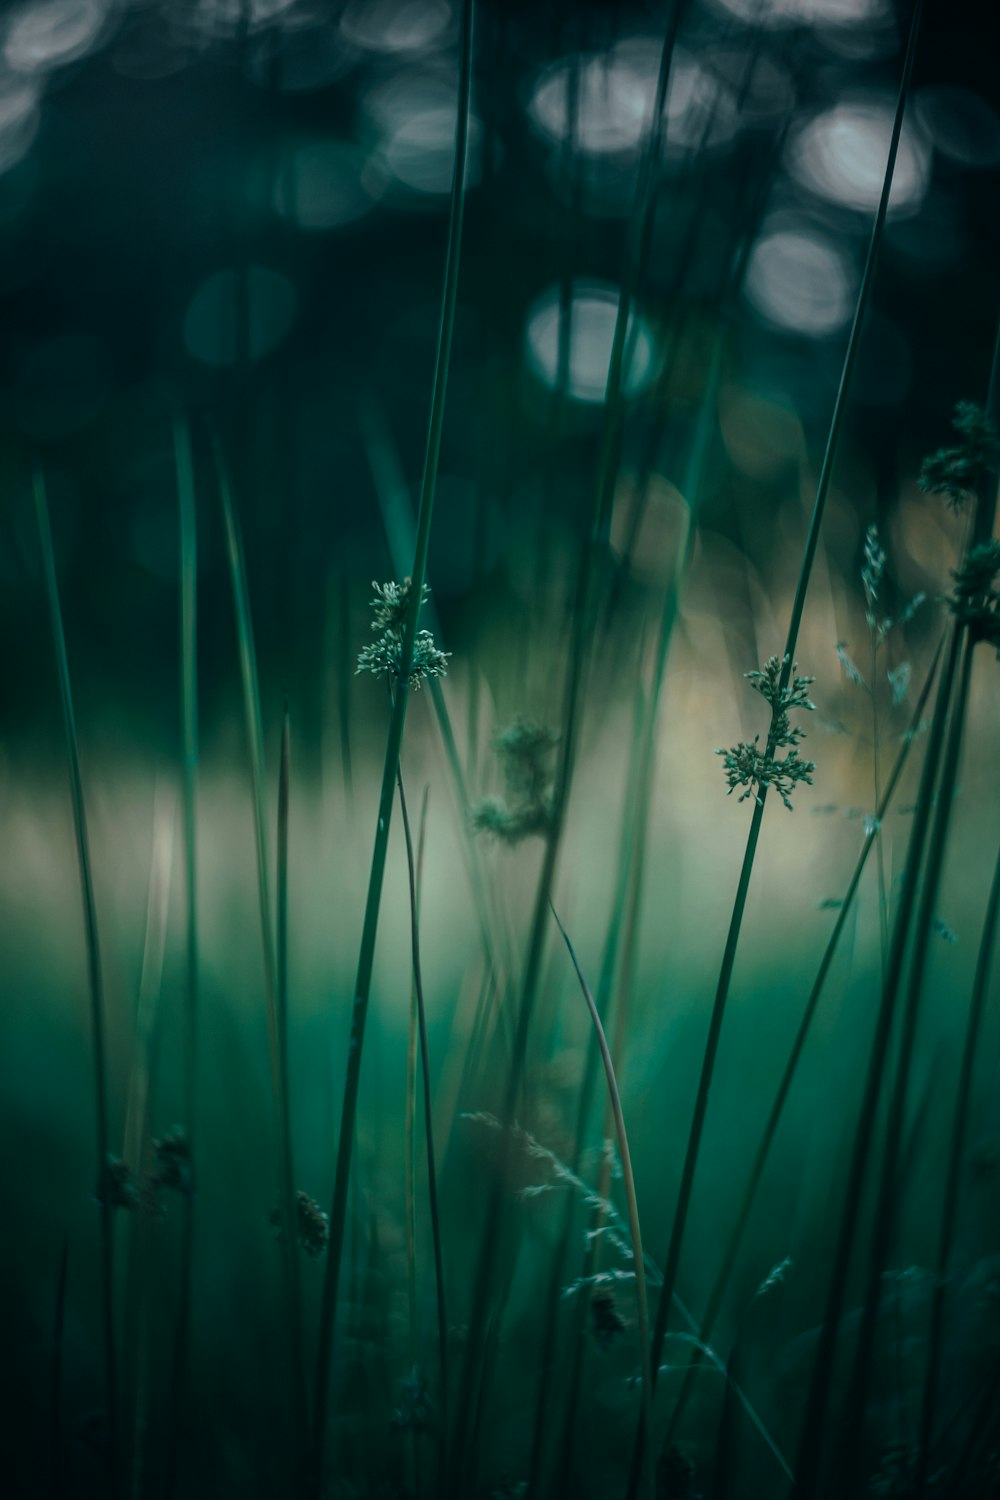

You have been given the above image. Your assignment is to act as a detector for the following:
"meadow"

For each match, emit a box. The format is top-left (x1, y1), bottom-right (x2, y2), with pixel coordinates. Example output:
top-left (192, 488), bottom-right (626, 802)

top-left (2, 1), bottom-right (1000, 1497)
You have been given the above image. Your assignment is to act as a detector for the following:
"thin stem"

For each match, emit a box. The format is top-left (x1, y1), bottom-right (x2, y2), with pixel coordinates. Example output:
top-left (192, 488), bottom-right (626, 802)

top-left (551, 906), bottom-right (654, 1500)
top-left (50, 1234), bottom-right (69, 1500)
top-left (210, 429), bottom-right (306, 1477)
top-left (792, 622), bottom-right (962, 1499)
top-left (165, 415), bottom-right (200, 1500)
top-left (837, 632), bottom-right (976, 1493)
top-left (453, 17), bottom-right (684, 1491)
top-left (631, 12), bottom-right (926, 1492)
top-left (916, 830), bottom-right (1000, 1490)
top-left (308, 4), bottom-right (473, 1488)
top-left (535, 675), bottom-right (647, 1500)
top-left (870, 627), bottom-right (890, 982)
top-left (816, 299), bottom-right (1000, 1500)
top-left (665, 635), bottom-right (944, 1444)
top-left (34, 463), bottom-right (120, 1500)
top-left (397, 769), bottom-right (449, 1481)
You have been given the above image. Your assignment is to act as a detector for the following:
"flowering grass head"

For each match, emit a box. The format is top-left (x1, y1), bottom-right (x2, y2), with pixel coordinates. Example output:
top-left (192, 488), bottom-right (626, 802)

top-left (949, 541), bottom-right (1000, 654)
top-left (919, 401), bottom-right (1000, 512)
top-left (471, 715), bottom-right (557, 842)
top-left (716, 655), bottom-right (816, 811)
top-left (356, 577), bottom-right (450, 690)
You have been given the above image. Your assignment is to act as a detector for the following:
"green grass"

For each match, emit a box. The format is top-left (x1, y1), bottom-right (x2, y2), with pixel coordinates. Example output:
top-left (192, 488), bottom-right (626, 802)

top-left (10, 5), bottom-right (1000, 1500)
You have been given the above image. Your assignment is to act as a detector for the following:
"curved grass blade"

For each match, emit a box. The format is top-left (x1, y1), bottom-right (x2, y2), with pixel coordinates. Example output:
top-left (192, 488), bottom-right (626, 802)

top-left (551, 905), bottom-right (654, 1500)
top-left (34, 463), bottom-right (120, 1499)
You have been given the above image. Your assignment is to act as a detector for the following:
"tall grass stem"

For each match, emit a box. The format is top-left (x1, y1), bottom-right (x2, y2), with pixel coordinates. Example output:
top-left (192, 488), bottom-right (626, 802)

top-left (34, 463), bottom-right (120, 1500)
top-left (308, 3), bottom-right (473, 1487)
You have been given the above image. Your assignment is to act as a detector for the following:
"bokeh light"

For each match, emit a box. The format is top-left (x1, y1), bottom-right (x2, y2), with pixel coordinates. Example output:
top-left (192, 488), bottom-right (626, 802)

top-left (0, 76), bottom-right (40, 174)
top-left (708, 0), bottom-right (889, 25)
top-left (527, 40), bottom-right (737, 160)
top-left (3, 0), bottom-right (109, 74)
top-left (245, 16), bottom-right (354, 93)
top-left (524, 281), bottom-right (657, 403)
top-left (364, 71), bottom-right (481, 195)
top-left (271, 142), bottom-right (374, 231)
top-left (744, 228), bottom-right (853, 336)
top-left (340, 0), bottom-right (451, 55)
top-left (786, 99), bottom-right (931, 215)
top-left (183, 266), bottom-right (298, 368)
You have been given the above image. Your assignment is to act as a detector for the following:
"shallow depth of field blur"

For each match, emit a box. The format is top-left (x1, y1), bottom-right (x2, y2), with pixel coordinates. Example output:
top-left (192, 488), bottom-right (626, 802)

top-left (3, 1), bottom-right (1000, 1497)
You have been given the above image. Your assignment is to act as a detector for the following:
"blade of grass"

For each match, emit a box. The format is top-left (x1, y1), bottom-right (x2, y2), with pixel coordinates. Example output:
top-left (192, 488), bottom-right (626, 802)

top-left (209, 428), bottom-right (307, 1479)
top-left (797, 305), bottom-right (1000, 1500)
top-left (357, 394), bottom-right (502, 986)
top-left (164, 412), bottom-right (200, 1500)
top-left (307, 3), bottom-right (474, 1489)
top-left (836, 630), bottom-right (976, 1493)
top-left (916, 831), bottom-right (1000, 1489)
top-left (664, 634), bottom-right (944, 1447)
top-left (452, 16), bottom-right (686, 1492)
top-left (404, 785), bottom-right (429, 1497)
top-left (630, 13), bottom-right (926, 1494)
top-left (532, 668), bottom-right (648, 1500)
top-left (397, 769), bottom-right (448, 1483)
top-left (792, 620), bottom-right (961, 1498)
top-left (50, 1233), bottom-right (69, 1500)
top-left (551, 905), bottom-right (654, 1500)
top-left (34, 462), bottom-right (120, 1500)
top-left (121, 782), bottom-right (174, 1500)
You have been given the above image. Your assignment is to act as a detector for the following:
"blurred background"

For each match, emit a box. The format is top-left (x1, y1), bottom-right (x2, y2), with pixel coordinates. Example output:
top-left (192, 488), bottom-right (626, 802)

top-left (3, 0), bottom-right (1000, 1495)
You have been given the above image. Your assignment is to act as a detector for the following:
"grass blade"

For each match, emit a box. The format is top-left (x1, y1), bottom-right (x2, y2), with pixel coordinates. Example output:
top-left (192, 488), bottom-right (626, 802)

top-left (916, 830), bottom-right (1000, 1486)
top-left (164, 413), bottom-right (201, 1498)
top-left (397, 771), bottom-right (448, 1482)
top-left (634, 14), bottom-right (927, 1492)
top-left (210, 428), bottom-right (307, 1478)
top-left (308, 3), bottom-right (474, 1488)
top-left (50, 1233), bottom-right (69, 1500)
top-left (664, 633), bottom-right (944, 1445)
top-left (34, 462), bottom-right (120, 1499)
top-left (551, 905), bottom-right (654, 1500)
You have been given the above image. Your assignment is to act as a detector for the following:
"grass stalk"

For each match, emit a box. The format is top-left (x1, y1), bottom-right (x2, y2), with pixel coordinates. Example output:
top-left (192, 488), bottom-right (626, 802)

top-left (405, 787), bottom-right (429, 1496)
top-left (533, 674), bottom-right (648, 1499)
top-left (792, 621), bottom-right (962, 1498)
top-left (836, 630), bottom-right (976, 1492)
top-left (915, 830), bottom-right (1000, 1488)
top-left (827, 304), bottom-right (1000, 1500)
top-left (50, 1233), bottom-right (69, 1500)
top-left (629, 14), bottom-right (925, 1491)
top-left (210, 429), bottom-right (307, 1476)
top-left (452, 19), bottom-right (685, 1489)
top-left (396, 769), bottom-right (448, 1481)
top-left (551, 905), bottom-right (654, 1500)
top-left (34, 463), bottom-right (120, 1500)
top-left (121, 785), bottom-right (174, 1500)
top-left (164, 415), bottom-right (201, 1499)
top-left (664, 633), bottom-right (944, 1446)
top-left (357, 395), bottom-right (502, 986)
top-left (869, 620), bottom-right (890, 981)
top-left (307, 3), bottom-right (473, 1488)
